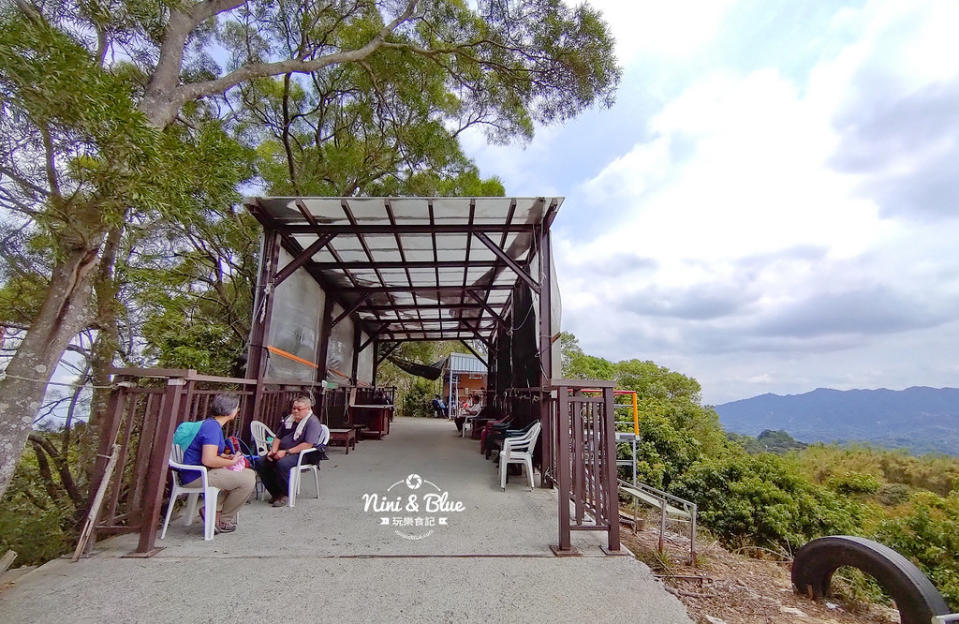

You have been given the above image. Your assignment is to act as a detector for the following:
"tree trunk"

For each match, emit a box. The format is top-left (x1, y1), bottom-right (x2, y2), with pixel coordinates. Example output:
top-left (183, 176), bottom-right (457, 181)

top-left (79, 224), bottom-right (123, 487)
top-left (0, 243), bottom-right (98, 500)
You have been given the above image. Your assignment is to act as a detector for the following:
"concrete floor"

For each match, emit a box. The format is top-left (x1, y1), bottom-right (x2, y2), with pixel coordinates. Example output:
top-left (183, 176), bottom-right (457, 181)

top-left (0, 417), bottom-right (693, 624)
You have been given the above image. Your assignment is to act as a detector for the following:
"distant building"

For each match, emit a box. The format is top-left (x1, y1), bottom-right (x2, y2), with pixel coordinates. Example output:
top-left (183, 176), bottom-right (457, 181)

top-left (440, 353), bottom-right (487, 414)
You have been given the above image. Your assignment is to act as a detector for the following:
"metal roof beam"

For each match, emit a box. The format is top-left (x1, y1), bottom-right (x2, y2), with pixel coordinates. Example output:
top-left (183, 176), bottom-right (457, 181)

top-left (339, 285), bottom-right (513, 294)
top-left (276, 224), bottom-right (535, 235)
top-left (465, 290), bottom-right (509, 328)
top-left (309, 260), bottom-right (498, 270)
top-left (474, 232), bottom-right (540, 294)
top-left (459, 339), bottom-right (488, 368)
top-left (331, 295), bottom-right (371, 328)
top-left (273, 233), bottom-right (336, 285)
top-left (359, 303), bottom-right (494, 312)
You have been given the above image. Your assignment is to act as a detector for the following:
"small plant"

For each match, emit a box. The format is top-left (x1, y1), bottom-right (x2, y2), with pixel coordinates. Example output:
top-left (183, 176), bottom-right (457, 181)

top-left (830, 566), bottom-right (892, 613)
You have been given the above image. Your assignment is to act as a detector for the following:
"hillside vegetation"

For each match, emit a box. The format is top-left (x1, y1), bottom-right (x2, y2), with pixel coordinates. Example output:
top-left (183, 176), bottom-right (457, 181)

top-left (560, 333), bottom-right (959, 609)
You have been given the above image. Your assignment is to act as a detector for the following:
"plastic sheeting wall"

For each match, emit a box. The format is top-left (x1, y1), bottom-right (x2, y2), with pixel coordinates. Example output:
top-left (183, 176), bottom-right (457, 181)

top-left (356, 336), bottom-right (374, 384)
top-left (265, 248), bottom-right (325, 382)
top-left (529, 247), bottom-right (563, 380)
top-left (326, 305), bottom-right (354, 384)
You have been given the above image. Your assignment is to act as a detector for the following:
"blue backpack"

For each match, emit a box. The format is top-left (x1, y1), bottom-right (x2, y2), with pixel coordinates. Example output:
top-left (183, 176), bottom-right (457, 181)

top-left (173, 420), bottom-right (203, 450)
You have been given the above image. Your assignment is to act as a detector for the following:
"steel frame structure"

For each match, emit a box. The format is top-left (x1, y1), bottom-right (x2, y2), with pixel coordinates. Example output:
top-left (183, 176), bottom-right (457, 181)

top-left (80, 196), bottom-right (622, 557)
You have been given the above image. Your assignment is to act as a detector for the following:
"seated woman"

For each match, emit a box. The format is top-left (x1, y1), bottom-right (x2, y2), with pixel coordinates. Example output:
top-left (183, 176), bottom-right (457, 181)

top-left (180, 394), bottom-right (255, 534)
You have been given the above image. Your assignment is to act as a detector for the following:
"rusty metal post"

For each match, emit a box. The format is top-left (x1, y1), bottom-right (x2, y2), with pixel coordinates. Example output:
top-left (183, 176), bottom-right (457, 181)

top-left (315, 293), bottom-right (335, 384)
top-left (351, 322), bottom-right (361, 384)
top-left (246, 231), bottom-right (282, 427)
top-left (371, 339), bottom-right (379, 386)
top-left (537, 227), bottom-right (553, 487)
top-left (315, 293), bottom-right (335, 420)
top-left (132, 376), bottom-right (186, 556)
top-left (552, 384), bottom-right (574, 554)
top-left (603, 386), bottom-right (621, 553)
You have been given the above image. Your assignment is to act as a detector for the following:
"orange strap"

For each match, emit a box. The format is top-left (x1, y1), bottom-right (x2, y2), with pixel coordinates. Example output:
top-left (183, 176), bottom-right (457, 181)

top-left (266, 345), bottom-right (318, 369)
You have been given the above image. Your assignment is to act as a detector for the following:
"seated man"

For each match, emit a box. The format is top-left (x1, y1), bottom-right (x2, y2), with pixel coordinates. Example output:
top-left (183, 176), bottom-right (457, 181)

top-left (455, 392), bottom-right (483, 433)
top-left (256, 394), bottom-right (322, 507)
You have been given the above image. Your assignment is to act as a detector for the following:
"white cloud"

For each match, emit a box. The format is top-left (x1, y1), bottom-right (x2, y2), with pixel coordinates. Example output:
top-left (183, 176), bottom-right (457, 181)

top-left (545, 0), bottom-right (959, 403)
top-left (595, 0), bottom-right (737, 62)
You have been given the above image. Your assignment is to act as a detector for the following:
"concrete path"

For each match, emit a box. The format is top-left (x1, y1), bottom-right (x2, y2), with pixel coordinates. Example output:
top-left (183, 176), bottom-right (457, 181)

top-left (0, 417), bottom-right (692, 624)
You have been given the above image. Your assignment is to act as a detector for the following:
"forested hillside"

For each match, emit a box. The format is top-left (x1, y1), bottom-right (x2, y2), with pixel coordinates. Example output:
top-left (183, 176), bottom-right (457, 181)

top-left (560, 333), bottom-right (959, 609)
top-left (715, 387), bottom-right (959, 455)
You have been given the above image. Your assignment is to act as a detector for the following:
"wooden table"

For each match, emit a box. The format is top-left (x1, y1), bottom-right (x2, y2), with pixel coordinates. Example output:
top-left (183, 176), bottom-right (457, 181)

top-left (350, 404), bottom-right (394, 439)
top-left (328, 428), bottom-right (356, 454)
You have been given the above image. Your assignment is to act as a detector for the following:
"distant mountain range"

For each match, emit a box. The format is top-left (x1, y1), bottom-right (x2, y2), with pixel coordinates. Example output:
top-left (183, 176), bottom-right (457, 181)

top-left (714, 386), bottom-right (959, 456)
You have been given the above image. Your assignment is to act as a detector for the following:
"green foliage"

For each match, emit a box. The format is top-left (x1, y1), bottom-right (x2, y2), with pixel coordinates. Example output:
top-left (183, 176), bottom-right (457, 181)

top-left (400, 378), bottom-right (435, 418)
top-left (673, 452), bottom-right (864, 549)
top-left (0, 433), bottom-right (83, 566)
top-left (825, 471), bottom-right (882, 496)
top-left (730, 430), bottom-right (809, 455)
top-left (876, 483), bottom-right (913, 506)
top-left (875, 492), bottom-right (959, 609)
top-left (794, 444), bottom-right (959, 497)
top-left (560, 332), bottom-right (616, 380)
top-left (0, 504), bottom-right (71, 566)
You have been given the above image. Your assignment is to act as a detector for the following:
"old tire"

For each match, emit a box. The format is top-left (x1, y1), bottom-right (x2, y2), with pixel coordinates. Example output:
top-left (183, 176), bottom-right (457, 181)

top-left (792, 535), bottom-right (949, 624)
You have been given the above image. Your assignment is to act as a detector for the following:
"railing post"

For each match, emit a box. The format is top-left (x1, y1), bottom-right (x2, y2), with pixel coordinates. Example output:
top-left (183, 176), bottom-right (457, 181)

top-left (86, 381), bottom-right (130, 519)
top-left (132, 376), bottom-right (186, 556)
top-left (602, 386), bottom-right (621, 553)
top-left (552, 384), bottom-right (574, 555)
top-left (573, 390), bottom-right (585, 525)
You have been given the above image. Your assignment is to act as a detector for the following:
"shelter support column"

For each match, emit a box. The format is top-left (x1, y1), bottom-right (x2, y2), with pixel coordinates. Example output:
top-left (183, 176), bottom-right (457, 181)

top-left (246, 230), bottom-right (281, 427)
top-left (351, 322), bottom-right (361, 384)
top-left (372, 339), bottom-right (379, 386)
top-left (538, 226), bottom-right (552, 487)
top-left (315, 292), bottom-right (335, 420)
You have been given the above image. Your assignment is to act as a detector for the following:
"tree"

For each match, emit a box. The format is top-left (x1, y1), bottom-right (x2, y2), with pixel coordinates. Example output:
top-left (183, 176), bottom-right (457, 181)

top-left (0, 0), bottom-right (620, 498)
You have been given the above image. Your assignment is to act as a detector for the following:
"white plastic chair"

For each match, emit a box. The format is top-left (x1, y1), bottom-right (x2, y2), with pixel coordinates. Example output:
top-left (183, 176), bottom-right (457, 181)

top-left (288, 424), bottom-right (329, 507)
top-left (249, 420), bottom-right (278, 500)
top-left (250, 420), bottom-right (276, 456)
top-left (161, 444), bottom-right (220, 541)
top-left (499, 421), bottom-right (542, 490)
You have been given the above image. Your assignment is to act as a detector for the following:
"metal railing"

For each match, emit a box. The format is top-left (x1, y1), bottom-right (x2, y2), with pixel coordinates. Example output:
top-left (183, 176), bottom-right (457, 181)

top-left (86, 368), bottom-right (326, 556)
top-left (617, 479), bottom-right (697, 563)
top-left (549, 379), bottom-right (620, 554)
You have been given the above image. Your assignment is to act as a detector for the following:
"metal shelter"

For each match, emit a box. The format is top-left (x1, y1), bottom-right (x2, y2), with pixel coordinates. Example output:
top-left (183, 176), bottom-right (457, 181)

top-left (241, 196), bottom-right (620, 554)
top-left (242, 196), bottom-right (562, 393)
top-left (79, 197), bottom-right (622, 557)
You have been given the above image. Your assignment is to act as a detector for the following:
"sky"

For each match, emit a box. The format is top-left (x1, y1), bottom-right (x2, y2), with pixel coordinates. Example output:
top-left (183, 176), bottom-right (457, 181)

top-left (460, 0), bottom-right (959, 405)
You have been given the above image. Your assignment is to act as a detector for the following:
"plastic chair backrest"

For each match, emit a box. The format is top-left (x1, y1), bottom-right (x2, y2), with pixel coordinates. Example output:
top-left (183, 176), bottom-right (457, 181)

top-left (169, 443), bottom-right (187, 487)
top-left (318, 423), bottom-right (330, 446)
top-left (508, 422), bottom-right (541, 453)
top-left (250, 420), bottom-right (275, 456)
